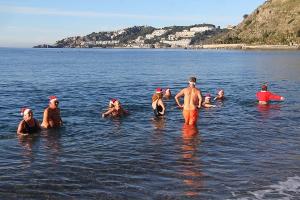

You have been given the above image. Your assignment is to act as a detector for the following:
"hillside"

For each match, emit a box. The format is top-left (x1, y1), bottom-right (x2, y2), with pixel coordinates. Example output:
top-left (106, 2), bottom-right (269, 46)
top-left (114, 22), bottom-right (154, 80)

top-left (34, 24), bottom-right (219, 48)
top-left (209, 0), bottom-right (300, 45)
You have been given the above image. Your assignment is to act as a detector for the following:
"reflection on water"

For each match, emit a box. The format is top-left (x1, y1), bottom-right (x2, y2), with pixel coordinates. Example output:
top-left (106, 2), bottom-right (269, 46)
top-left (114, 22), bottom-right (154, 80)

top-left (181, 124), bottom-right (203, 197)
top-left (151, 117), bottom-right (166, 133)
top-left (256, 104), bottom-right (282, 119)
top-left (18, 133), bottom-right (40, 167)
top-left (42, 129), bottom-right (62, 165)
top-left (17, 129), bottom-right (62, 166)
top-left (1, 49), bottom-right (300, 199)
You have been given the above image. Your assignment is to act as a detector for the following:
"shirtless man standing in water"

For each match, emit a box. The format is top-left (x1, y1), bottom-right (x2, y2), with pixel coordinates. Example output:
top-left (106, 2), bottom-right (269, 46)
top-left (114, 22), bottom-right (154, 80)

top-left (42, 96), bottom-right (63, 128)
top-left (175, 77), bottom-right (202, 126)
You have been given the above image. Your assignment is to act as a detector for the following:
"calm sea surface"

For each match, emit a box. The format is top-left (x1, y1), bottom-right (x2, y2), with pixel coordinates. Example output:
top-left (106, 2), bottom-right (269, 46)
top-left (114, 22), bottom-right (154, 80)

top-left (0, 48), bottom-right (300, 199)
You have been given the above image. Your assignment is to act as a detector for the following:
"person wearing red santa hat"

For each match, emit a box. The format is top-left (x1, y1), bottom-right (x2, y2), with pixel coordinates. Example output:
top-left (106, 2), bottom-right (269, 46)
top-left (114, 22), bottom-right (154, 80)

top-left (102, 99), bottom-right (128, 118)
top-left (202, 94), bottom-right (216, 108)
top-left (17, 108), bottom-right (41, 135)
top-left (152, 88), bottom-right (166, 117)
top-left (41, 96), bottom-right (63, 128)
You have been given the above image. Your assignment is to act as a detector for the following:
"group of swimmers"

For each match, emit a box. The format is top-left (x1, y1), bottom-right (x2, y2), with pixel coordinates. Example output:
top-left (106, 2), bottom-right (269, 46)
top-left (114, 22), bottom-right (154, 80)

top-left (17, 76), bottom-right (284, 135)
top-left (17, 96), bottom-right (62, 135)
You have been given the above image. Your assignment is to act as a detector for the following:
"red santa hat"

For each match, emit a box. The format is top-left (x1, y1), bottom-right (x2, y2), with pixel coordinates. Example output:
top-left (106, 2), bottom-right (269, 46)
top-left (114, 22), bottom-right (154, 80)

top-left (109, 98), bottom-right (117, 106)
top-left (156, 88), bottom-right (163, 93)
top-left (49, 96), bottom-right (58, 103)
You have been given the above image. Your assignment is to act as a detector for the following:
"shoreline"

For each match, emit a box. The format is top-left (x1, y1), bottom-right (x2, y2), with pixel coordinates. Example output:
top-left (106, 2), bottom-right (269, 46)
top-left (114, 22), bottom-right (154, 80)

top-left (31, 44), bottom-right (300, 50)
top-left (200, 44), bottom-right (300, 50)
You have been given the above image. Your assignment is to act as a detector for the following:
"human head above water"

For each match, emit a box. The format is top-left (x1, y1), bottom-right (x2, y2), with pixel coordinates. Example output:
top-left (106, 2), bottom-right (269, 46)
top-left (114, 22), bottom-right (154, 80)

top-left (152, 89), bottom-right (163, 102)
top-left (189, 77), bottom-right (196, 86)
top-left (261, 85), bottom-right (268, 91)
top-left (218, 89), bottom-right (224, 96)
top-left (205, 93), bottom-right (211, 102)
top-left (109, 98), bottom-right (117, 108)
top-left (20, 107), bottom-right (33, 120)
top-left (49, 96), bottom-right (59, 107)
top-left (156, 88), bottom-right (163, 94)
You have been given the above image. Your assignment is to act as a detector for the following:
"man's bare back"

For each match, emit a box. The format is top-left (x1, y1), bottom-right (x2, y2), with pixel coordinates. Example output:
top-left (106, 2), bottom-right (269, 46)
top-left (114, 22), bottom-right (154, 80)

top-left (175, 77), bottom-right (202, 126)
top-left (182, 87), bottom-right (202, 110)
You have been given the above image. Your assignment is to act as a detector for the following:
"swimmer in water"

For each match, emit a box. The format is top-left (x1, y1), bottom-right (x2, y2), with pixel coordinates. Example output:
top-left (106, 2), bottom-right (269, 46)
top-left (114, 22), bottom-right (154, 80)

top-left (152, 88), bottom-right (166, 117)
top-left (202, 94), bottom-right (216, 108)
top-left (17, 108), bottom-right (41, 135)
top-left (41, 96), bottom-right (63, 129)
top-left (175, 77), bottom-right (202, 126)
top-left (163, 88), bottom-right (172, 99)
top-left (256, 84), bottom-right (284, 105)
top-left (102, 99), bottom-right (128, 118)
top-left (108, 98), bottom-right (117, 109)
top-left (214, 89), bottom-right (225, 101)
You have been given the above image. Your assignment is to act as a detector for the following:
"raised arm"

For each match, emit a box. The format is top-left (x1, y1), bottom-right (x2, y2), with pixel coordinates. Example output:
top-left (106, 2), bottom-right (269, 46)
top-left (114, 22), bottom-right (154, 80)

top-left (102, 108), bottom-right (114, 118)
top-left (269, 92), bottom-right (284, 101)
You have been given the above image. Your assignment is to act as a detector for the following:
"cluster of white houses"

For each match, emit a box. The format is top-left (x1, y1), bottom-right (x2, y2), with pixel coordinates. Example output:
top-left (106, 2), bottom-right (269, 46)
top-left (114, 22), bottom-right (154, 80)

top-left (61, 25), bottom-right (218, 48)
top-left (142, 25), bottom-right (217, 48)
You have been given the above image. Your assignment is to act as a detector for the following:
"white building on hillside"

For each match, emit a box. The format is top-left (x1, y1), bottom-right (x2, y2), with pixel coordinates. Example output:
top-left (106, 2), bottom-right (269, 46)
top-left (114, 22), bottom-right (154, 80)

top-left (162, 39), bottom-right (191, 47)
top-left (175, 30), bottom-right (195, 38)
top-left (145, 29), bottom-right (167, 39)
top-left (96, 40), bottom-right (119, 45)
top-left (190, 25), bottom-right (215, 33)
top-left (168, 34), bottom-right (176, 41)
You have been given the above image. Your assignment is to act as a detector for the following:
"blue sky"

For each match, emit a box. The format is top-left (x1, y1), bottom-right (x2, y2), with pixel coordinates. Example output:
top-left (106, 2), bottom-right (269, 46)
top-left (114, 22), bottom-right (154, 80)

top-left (0, 0), bottom-right (265, 47)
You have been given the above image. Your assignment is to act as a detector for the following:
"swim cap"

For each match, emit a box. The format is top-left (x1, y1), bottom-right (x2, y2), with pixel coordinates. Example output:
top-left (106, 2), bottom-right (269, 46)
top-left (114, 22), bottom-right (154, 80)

top-left (20, 108), bottom-right (31, 116)
top-left (49, 96), bottom-right (58, 103)
top-left (156, 88), bottom-right (163, 93)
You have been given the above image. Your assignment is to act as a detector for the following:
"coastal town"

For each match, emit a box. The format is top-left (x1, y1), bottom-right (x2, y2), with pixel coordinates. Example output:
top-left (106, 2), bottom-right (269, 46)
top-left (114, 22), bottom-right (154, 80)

top-left (35, 24), bottom-right (224, 49)
top-left (34, 0), bottom-right (299, 50)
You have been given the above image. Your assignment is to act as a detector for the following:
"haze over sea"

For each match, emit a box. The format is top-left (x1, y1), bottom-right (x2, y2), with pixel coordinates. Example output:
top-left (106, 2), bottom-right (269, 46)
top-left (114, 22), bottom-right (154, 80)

top-left (0, 48), bottom-right (300, 199)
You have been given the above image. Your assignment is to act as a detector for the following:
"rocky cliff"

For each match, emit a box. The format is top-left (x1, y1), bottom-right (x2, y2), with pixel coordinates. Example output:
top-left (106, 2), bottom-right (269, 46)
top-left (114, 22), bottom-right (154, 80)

top-left (211, 0), bottom-right (300, 45)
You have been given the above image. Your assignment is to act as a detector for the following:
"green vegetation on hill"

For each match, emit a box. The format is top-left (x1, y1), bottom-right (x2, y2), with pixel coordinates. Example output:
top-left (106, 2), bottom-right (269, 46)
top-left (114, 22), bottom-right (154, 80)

top-left (34, 1), bottom-right (300, 48)
top-left (209, 0), bottom-right (300, 45)
top-left (115, 26), bottom-right (155, 43)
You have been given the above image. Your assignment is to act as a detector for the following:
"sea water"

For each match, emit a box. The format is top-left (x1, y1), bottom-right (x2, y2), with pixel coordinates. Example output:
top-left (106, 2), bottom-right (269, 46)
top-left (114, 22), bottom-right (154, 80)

top-left (0, 48), bottom-right (300, 199)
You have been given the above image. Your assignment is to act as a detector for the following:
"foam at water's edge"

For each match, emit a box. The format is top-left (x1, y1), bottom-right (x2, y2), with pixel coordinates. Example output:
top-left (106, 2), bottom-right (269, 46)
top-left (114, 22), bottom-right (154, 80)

top-left (232, 176), bottom-right (300, 200)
